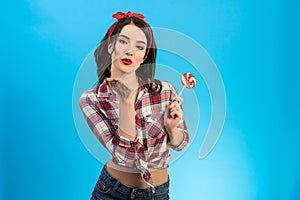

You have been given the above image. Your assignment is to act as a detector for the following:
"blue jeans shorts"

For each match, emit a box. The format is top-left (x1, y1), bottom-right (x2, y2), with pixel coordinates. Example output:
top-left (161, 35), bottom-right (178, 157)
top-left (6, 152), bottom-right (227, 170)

top-left (90, 166), bottom-right (170, 200)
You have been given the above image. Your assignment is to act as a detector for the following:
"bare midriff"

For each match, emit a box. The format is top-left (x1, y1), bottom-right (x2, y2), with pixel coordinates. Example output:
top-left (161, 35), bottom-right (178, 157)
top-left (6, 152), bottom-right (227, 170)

top-left (106, 161), bottom-right (169, 188)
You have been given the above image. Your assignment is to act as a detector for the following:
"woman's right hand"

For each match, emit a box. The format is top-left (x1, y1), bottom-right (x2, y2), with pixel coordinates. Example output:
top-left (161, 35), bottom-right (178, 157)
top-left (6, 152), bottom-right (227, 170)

top-left (105, 78), bottom-right (132, 101)
top-left (106, 78), bottom-right (137, 140)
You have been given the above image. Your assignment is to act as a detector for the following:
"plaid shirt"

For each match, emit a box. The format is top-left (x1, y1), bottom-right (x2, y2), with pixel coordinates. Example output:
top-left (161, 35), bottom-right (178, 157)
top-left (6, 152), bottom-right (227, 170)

top-left (80, 80), bottom-right (189, 188)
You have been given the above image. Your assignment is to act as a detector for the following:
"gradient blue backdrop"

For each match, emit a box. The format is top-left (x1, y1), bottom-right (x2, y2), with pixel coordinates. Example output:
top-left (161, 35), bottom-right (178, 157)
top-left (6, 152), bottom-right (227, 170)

top-left (1, 0), bottom-right (299, 199)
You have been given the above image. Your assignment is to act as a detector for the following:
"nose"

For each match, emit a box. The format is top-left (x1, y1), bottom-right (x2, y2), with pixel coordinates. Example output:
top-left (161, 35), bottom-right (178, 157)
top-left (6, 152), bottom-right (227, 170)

top-left (124, 43), bottom-right (136, 56)
top-left (125, 51), bottom-right (133, 56)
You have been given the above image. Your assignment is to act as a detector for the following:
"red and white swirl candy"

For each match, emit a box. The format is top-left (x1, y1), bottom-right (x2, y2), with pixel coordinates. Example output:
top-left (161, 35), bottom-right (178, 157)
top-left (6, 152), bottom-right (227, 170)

top-left (177, 72), bottom-right (196, 97)
top-left (181, 72), bottom-right (196, 88)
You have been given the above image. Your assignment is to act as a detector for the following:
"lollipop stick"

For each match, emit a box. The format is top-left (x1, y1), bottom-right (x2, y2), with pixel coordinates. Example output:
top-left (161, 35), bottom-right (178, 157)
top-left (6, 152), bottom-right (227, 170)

top-left (178, 86), bottom-right (185, 97)
top-left (172, 86), bottom-right (185, 102)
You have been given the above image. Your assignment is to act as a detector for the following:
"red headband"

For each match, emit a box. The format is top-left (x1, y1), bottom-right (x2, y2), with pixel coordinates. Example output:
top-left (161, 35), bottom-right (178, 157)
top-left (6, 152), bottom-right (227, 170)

top-left (107, 11), bottom-right (153, 59)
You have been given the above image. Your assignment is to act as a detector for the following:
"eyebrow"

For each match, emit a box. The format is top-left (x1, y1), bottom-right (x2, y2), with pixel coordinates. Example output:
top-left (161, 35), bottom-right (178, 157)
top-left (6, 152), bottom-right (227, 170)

top-left (119, 34), bottom-right (147, 45)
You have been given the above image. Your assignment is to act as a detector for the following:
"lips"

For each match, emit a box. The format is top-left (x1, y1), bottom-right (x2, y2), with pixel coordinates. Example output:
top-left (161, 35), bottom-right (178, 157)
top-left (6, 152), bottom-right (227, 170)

top-left (121, 58), bottom-right (133, 65)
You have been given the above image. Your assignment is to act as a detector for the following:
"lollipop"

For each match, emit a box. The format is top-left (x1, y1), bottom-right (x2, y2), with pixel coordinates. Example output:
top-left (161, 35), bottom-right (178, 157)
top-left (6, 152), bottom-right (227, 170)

top-left (178, 72), bottom-right (196, 97)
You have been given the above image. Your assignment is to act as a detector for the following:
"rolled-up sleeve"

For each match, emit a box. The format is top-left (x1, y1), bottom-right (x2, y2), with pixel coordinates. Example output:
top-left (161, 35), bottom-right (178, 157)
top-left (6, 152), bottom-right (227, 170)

top-left (79, 91), bottom-right (134, 151)
top-left (167, 83), bottom-right (190, 151)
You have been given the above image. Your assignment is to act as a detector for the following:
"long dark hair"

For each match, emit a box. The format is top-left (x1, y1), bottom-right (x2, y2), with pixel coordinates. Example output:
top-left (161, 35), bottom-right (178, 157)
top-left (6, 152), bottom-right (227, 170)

top-left (94, 16), bottom-right (162, 95)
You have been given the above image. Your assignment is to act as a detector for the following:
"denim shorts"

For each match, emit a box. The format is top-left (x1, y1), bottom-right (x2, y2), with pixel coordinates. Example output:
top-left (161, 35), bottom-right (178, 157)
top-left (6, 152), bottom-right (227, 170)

top-left (90, 166), bottom-right (170, 200)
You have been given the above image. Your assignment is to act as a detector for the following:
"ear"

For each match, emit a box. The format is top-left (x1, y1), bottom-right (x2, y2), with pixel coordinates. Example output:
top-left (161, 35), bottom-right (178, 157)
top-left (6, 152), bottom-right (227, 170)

top-left (108, 43), bottom-right (113, 54)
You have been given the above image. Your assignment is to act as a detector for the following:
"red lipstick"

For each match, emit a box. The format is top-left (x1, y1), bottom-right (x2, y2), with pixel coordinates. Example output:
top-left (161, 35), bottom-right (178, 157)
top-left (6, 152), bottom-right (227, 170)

top-left (121, 58), bottom-right (132, 65)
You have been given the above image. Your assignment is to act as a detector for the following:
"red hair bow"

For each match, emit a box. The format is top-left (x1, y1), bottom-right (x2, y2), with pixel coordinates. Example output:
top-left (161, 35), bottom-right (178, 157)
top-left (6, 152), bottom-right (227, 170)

top-left (112, 11), bottom-right (145, 21)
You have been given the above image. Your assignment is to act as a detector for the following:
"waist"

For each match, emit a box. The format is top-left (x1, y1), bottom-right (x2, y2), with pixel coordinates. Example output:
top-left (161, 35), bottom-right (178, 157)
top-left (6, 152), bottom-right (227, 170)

top-left (106, 161), bottom-right (168, 188)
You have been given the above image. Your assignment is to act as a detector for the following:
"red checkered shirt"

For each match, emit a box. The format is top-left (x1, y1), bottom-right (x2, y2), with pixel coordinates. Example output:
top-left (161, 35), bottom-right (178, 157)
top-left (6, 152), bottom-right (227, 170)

top-left (80, 80), bottom-right (189, 188)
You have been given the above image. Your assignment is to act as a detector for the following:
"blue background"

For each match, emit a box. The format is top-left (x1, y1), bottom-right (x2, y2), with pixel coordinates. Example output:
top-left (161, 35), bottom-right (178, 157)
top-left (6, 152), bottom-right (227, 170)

top-left (1, 0), bottom-right (299, 199)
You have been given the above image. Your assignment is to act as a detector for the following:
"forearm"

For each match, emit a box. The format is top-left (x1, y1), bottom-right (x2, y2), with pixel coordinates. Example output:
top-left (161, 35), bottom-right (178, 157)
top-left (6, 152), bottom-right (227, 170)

top-left (118, 100), bottom-right (137, 141)
top-left (111, 80), bottom-right (137, 141)
top-left (167, 127), bottom-right (184, 147)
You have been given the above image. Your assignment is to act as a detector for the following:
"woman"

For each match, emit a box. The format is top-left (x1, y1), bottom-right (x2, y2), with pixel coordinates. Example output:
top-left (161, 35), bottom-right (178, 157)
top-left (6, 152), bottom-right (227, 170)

top-left (80, 11), bottom-right (190, 200)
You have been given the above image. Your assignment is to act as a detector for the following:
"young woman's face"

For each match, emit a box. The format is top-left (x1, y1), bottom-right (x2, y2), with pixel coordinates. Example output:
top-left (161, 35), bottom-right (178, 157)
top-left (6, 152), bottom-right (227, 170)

top-left (108, 24), bottom-right (147, 75)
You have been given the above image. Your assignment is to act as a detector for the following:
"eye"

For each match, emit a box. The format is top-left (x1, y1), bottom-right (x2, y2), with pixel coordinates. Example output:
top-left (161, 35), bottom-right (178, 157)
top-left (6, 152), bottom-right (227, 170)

top-left (137, 46), bottom-right (145, 50)
top-left (118, 39), bottom-right (127, 44)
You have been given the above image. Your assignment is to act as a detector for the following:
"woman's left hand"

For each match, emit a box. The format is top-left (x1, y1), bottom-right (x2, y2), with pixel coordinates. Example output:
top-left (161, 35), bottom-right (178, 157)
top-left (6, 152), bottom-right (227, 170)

top-left (164, 97), bottom-right (183, 134)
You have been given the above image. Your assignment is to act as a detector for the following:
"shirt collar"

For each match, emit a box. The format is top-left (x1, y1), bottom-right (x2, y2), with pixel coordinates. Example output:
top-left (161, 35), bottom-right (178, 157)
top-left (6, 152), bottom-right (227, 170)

top-left (95, 80), bottom-right (113, 98)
